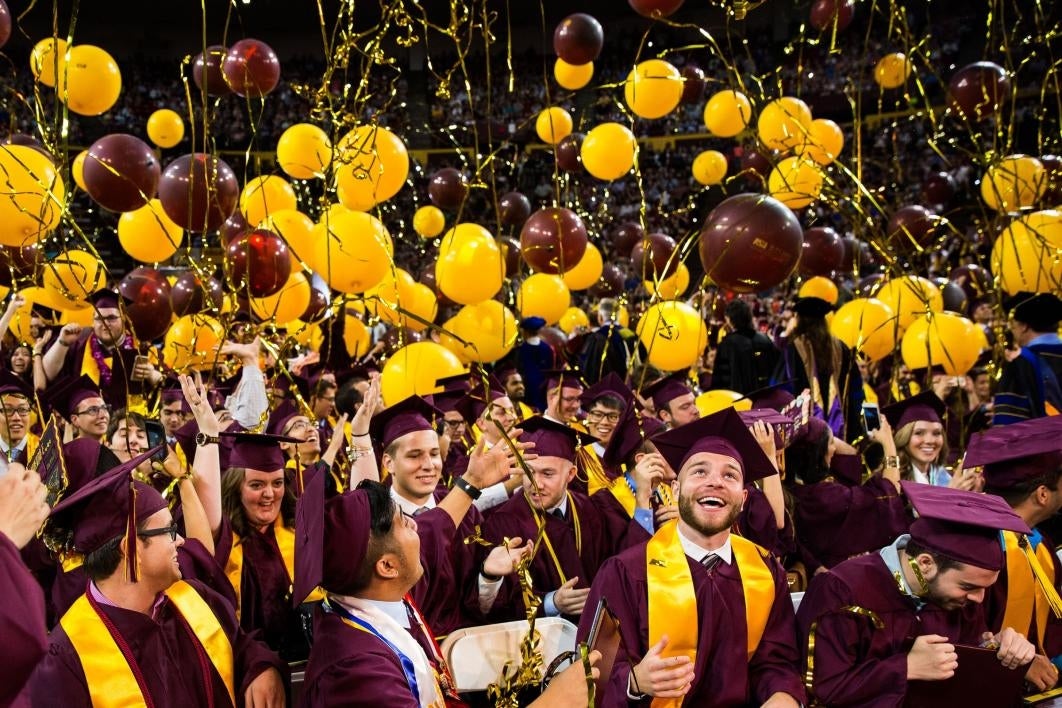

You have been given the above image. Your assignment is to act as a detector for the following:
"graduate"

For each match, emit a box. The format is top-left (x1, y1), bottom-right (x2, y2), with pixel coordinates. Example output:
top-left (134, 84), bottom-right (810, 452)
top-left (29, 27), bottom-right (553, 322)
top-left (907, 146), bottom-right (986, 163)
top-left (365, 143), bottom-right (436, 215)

top-left (642, 372), bottom-right (700, 429)
top-left (881, 391), bottom-right (960, 488)
top-left (42, 374), bottom-right (110, 443)
top-left (29, 446), bottom-right (287, 708)
top-left (451, 374), bottom-right (524, 511)
top-left (797, 482), bottom-right (1037, 706)
top-left (579, 372), bottom-right (632, 459)
top-left (734, 408), bottom-right (795, 559)
top-left (0, 372), bottom-right (38, 473)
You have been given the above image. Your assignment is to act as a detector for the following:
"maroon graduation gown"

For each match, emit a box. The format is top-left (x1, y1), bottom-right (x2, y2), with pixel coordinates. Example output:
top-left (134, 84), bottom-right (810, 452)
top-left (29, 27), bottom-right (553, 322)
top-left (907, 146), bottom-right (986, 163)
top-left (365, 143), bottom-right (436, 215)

top-left (29, 579), bottom-right (286, 708)
top-left (796, 552), bottom-right (989, 707)
top-left (0, 532), bottom-right (47, 708)
top-left (57, 334), bottom-right (147, 412)
top-left (983, 531), bottom-right (1062, 659)
top-left (589, 488), bottom-right (652, 553)
top-left (737, 484), bottom-right (796, 559)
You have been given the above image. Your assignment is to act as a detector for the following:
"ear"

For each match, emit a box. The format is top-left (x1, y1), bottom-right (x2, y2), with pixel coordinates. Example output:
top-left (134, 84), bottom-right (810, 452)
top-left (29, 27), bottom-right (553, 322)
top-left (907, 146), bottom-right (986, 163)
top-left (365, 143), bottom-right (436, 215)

top-left (381, 451), bottom-right (394, 473)
top-left (658, 408), bottom-right (672, 424)
top-left (740, 487), bottom-right (749, 511)
top-left (632, 451), bottom-right (647, 464)
top-left (670, 477), bottom-right (680, 498)
top-left (565, 465), bottom-right (577, 485)
top-left (916, 552), bottom-right (938, 578)
top-left (375, 553), bottom-right (401, 580)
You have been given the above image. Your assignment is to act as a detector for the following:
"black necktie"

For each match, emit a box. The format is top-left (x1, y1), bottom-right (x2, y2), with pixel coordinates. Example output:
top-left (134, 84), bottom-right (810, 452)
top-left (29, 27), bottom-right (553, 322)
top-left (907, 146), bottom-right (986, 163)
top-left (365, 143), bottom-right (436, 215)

top-left (412, 507), bottom-right (428, 517)
top-left (551, 508), bottom-right (566, 521)
top-left (700, 553), bottom-right (722, 573)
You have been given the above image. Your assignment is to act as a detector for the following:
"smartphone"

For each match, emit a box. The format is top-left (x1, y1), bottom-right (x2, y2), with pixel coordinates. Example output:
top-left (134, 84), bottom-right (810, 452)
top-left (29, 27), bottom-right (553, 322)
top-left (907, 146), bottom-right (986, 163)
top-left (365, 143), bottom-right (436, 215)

top-left (584, 597), bottom-right (621, 706)
top-left (861, 402), bottom-right (881, 433)
top-left (131, 354), bottom-right (149, 381)
top-left (143, 419), bottom-right (169, 462)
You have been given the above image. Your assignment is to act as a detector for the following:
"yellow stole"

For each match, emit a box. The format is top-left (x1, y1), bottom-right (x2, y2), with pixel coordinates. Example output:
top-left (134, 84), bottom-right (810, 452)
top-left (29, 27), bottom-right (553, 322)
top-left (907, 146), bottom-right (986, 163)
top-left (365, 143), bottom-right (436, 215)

top-left (225, 518), bottom-right (323, 617)
top-left (646, 524), bottom-right (776, 707)
top-left (607, 472), bottom-right (675, 518)
top-left (81, 342), bottom-right (103, 385)
top-left (60, 581), bottom-right (235, 707)
top-left (1001, 531), bottom-right (1062, 651)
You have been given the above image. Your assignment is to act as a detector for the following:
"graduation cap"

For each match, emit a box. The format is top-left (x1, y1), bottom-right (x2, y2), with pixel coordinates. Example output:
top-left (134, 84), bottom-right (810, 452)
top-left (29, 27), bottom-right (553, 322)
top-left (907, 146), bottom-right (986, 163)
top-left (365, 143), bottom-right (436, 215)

top-left (42, 374), bottom-right (102, 419)
top-left (455, 375), bottom-right (510, 423)
top-left (518, 415), bottom-right (595, 462)
top-left (159, 377), bottom-right (191, 413)
top-left (87, 288), bottom-right (122, 310)
top-left (1007, 292), bottom-right (1062, 332)
top-left (747, 380), bottom-right (796, 411)
top-left (61, 437), bottom-right (123, 493)
top-left (265, 399), bottom-right (302, 437)
top-left (493, 364), bottom-right (518, 382)
top-left (964, 416), bottom-right (1062, 491)
top-left (882, 391), bottom-right (946, 430)
top-left (0, 370), bottom-right (32, 398)
top-left (642, 371), bottom-right (693, 411)
top-left (334, 365), bottom-right (371, 391)
top-left (902, 481), bottom-right (1031, 571)
top-left (520, 316), bottom-right (546, 331)
top-left (579, 372), bottom-right (633, 410)
top-left (435, 372), bottom-right (472, 394)
top-left (602, 403), bottom-right (666, 469)
top-left (430, 372), bottom-right (473, 414)
top-left (369, 395), bottom-right (440, 450)
top-left (652, 407), bottom-right (777, 483)
top-left (544, 367), bottom-right (584, 392)
top-left (220, 431), bottom-right (299, 472)
top-left (48, 445), bottom-right (168, 581)
top-left (738, 408), bottom-right (796, 450)
top-left (792, 297), bottom-right (834, 318)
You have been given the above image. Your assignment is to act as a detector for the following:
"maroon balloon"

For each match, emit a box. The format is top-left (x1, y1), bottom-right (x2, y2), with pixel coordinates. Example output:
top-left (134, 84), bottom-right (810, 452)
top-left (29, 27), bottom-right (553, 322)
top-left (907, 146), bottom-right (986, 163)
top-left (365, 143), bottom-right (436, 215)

top-left (300, 287), bottom-right (330, 322)
top-left (556, 133), bottom-right (584, 172)
top-left (739, 149), bottom-right (772, 188)
top-left (840, 235), bottom-right (870, 272)
top-left (631, 232), bottom-right (678, 280)
top-left (158, 153), bottom-right (239, 232)
top-left (799, 226), bottom-right (845, 277)
top-left (629, 0), bottom-right (685, 18)
top-left (611, 221), bottom-right (644, 258)
top-left (938, 280), bottom-right (968, 314)
top-left (680, 65), bottom-right (706, 104)
top-left (499, 237), bottom-right (522, 277)
top-left (0, 0), bottom-right (10, 49)
top-left (2, 133), bottom-right (52, 160)
top-left (428, 168), bottom-right (469, 210)
top-left (699, 194), bottom-right (803, 294)
top-left (219, 210), bottom-right (250, 248)
top-left (1041, 155), bottom-right (1062, 177)
top-left (809, 0), bottom-right (855, 31)
top-left (922, 172), bottom-right (955, 205)
top-left (552, 13), bottom-right (604, 65)
top-left (949, 264), bottom-right (992, 301)
top-left (856, 273), bottom-right (884, 296)
top-left (119, 267), bottom-right (173, 342)
top-left (83, 134), bottom-right (160, 213)
top-left (171, 272), bottom-right (223, 316)
top-left (520, 207), bottom-right (588, 274)
top-left (590, 264), bottom-right (625, 297)
top-left (418, 265), bottom-right (437, 290)
top-left (192, 45), bottom-right (232, 96)
top-left (887, 205), bottom-right (938, 251)
top-left (498, 191), bottom-right (531, 227)
top-left (948, 61), bottom-right (1010, 121)
top-left (538, 326), bottom-right (568, 351)
top-left (222, 39), bottom-right (281, 98)
top-left (0, 243), bottom-right (39, 287)
top-left (225, 229), bottom-right (292, 298)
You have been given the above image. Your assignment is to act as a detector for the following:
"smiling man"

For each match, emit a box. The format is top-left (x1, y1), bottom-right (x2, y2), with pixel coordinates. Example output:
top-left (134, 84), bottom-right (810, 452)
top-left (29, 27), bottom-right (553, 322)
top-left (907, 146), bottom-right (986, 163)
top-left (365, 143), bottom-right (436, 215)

top-left (643, 371), bottom-right (700, 429)
top-left (0, 373), bottom-right (38, 475)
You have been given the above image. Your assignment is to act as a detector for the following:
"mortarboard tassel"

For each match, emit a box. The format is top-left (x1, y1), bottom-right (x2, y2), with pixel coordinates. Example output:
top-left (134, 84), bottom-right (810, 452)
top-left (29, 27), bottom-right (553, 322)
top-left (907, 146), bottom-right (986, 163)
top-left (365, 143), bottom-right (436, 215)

top-left (576, 445), bottom-right (611, 496)
top-left (124, 481), bottom-right (139, 583)
top-left (1020, 535), bottom-right (1062, 618)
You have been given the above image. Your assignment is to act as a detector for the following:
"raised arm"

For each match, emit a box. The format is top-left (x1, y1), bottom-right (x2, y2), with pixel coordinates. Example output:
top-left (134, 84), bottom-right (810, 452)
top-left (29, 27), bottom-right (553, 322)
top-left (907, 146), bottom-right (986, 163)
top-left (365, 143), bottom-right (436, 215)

top-left (342, 374), bottom-right (383, 488)
top-left (220, 338), bottom-right (269, 429)
top-left (158, 448), bottom-right (214, 554)
top-left (0, 294), bottom-right (24, 347)
top-left (42, 323), bottom-right (80, 383)
top-left (180, 373), bottom-right (224, 536)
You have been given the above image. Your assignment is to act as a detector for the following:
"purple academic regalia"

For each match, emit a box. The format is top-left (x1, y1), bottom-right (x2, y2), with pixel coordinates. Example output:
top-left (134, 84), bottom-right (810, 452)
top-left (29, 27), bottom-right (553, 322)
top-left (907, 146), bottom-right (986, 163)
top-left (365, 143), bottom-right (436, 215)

top-left (983, 530), bottom-right (1062, 658)
top-left (737, 484), bottom-right (796, 558)
top-left (29, 579), bottom-right (286, 708)
top-left (59, 334), bottom-right (146, 412)
top-left (796, 553), bottom-right (989, 707)
top-left (0, 532), bottom-right (47, 708)
top-left (787, 476), bottom-right (910, 572)
top-left (589, 488), bottom-right (652, 551)
top-left (480, 490), bottom-right (606, 622)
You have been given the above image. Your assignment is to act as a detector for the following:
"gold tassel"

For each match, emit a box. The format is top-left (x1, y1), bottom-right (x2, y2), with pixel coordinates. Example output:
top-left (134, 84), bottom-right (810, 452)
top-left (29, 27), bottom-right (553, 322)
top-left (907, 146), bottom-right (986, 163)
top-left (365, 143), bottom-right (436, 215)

top-left (1020, 535), bottom-right (1062, 618)
top-left (124, 482), bottom-right (139, 583)
top-left (576, 445), bottom-right (611, 496)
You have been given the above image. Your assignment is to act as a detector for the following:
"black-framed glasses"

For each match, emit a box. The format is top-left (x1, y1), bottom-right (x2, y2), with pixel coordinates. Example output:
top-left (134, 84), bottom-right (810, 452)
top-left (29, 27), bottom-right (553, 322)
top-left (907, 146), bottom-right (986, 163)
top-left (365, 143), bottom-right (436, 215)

top-left (2, 406), bottom-right (31, 417)
top-left (586, 410), bottom-right (621, 423)
top-left (73, 404), bottom-right (111, 417)
top-left (137, 522), bottom-right (179, 542)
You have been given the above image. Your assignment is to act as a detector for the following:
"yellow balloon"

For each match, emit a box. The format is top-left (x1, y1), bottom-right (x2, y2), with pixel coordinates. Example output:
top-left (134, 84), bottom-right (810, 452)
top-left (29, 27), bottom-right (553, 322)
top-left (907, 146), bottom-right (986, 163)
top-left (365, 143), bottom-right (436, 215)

top-left (646, 263), bottom-right (691, 299)
top-left (281, 320), bottom-right (323, 350)
top-left (441, 300), bottom-right (518, 363)
top-left (554, 59), bottom-right (594, 90)
top-left (991, 209), bottom-right (1062, 294)
top-left (334, 125), bottom-right (410, 210)
top-left (874, 53), bottom-right (912, 89)
top-left (56, 45), bottom-right (122, 117)
top-left (692, 150), bottom-right (728, 186)
top-left (43, 249), bottom-right (105, 304)
top-left (798, 276), bottom-right (839, 304)
top-left (240, 175), bottom-right (297, 227)
top-left (250, 271), bottom-right (311, 323)
top-left (830, 298), bottom-right (897, 362)
top-left (146, 109), bottom-right (185, 149)
top-left (636, 300), bottom-right (709, 372)
top-left (981, 155), bottom-right (1046, 212)
top-left (72, 150), bottom-right (88, 191)
top-left (624, 59), bottom-right (682, 119)
top-left (344, 314), bottom-right (371, 358)
top-left (30, 38), bottom-right (67, 87)
top-left (901, 312), bottom-right (980, 376)
top-left (800, 119), bottom-right (844, 166)
top-left (757, 97), bottom-right (813, 153)
top-left (562, 244), bottom-right (603, 291)
top-left (277, 123), bottom-right (332, 180)
top-left (696, 389), bottom-right (752, 417)
top-left (7, 295), bottom-right (35, 343)
top-left (401, 283), bottom-right (438, 332)
top-left (768, 156), bottom-right (824, 209)
top-left (875, 276), bottom-right (944, 331)
top-left (310, 210), bottom-right (394, 294)
top-left (517, 273), bottom-right (571, 326)
top-left (0, 145), bottom-right (66, 247)
top-left (536, 106), bottom-right (573, 145)
top-left (118, 199), bottom-right (184, 263)
top-left (380, 341), bottom-right (465, 405)
top-left (163, 314), bottom-right (224, 371)
top-left (704, 90), bottom-right (752, 138)
top-left (258, 209), bottom-right (314, 268)
top-left (413, 205), bottom-right (446, 239)
top-left (435, 223), bottom-right (505, 305)
top-left (364, 268), bottom-right (417, 325)
top-left (581, 122), bottom-right (637, 181)
top-left (59, 304), bottom-right (93, 327)
top-left (617, 303), bottom-right (629, 328)
top-left (559, 306), bottom-right (590, 335)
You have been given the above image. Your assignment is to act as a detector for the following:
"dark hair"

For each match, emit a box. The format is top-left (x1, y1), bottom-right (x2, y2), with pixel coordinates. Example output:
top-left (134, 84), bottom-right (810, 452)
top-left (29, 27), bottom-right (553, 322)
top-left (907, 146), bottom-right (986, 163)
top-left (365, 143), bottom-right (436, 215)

top-left (220, 467), bottom-right (297, 537)
top-left (589, 393), bottom-right (625, 412)
top-left (792, 315), bottom-right (838, 378)
top-left (784, 435), bottom-right (831, 485)
top-left (986, 461), bottom-right (1062, 507)
top-left (82, 519), bottom-right (149, 581)
top-left (725, 299), bottom-right (753, 331)
top-left (349, 480), bottom-right (399, 592)
top-left (904, 538), bottom-right (962, 573)
top-left (312, 379), bottom-right (337, 399)
top-left (335, 380), bottom-right (364, 418)
top-left (106, 410), bottom-right (147, 442)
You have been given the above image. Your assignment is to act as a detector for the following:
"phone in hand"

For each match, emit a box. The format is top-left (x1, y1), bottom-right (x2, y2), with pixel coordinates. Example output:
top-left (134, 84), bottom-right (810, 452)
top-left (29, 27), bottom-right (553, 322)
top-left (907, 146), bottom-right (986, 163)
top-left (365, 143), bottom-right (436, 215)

top-left (131, 354), bottom-right (150, 381)
top-left (861, 402), bottom-right (881, 434)
top-left (143, 419), bottom-right (169, 463)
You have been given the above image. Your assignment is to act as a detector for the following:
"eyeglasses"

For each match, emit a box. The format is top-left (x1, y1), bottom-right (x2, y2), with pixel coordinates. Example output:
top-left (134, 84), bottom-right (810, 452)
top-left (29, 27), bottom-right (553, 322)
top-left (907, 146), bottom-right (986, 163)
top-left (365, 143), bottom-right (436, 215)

top-left (586, 410), bottom-right (620, 423)
top-left (284, 419), bottom-right (313, 435)
top-left (489, 406), bottom-right (517, 418)
top-left (137, 522), bottom-right (179, 542)
top-left (443, 419), bottom-right (465, 429)
top-left (73, 404), bottom-right (111, 417)
top-left (2, 406), bottom-right (31, 417)
top-left (93, 314), bottom-right (122, 324)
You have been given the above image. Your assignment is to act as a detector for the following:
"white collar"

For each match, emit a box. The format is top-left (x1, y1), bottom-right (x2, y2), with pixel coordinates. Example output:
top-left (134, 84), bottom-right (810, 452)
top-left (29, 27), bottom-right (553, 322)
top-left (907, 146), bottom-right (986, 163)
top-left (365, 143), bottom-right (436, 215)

top-left (677, 524), bottom-right (733, 565)
top-left (543, 412), bottom-right (563, 425)
top-left (592, 441), bottom-right (606, 457)
top-left (545, 494), bottom-right (569, 517)
top-left (390, 488), bottom-right (436, 517)
top-left (0, 437), bottom-right (26, 454)
top-left (333, 595), bottom-right (410, 628)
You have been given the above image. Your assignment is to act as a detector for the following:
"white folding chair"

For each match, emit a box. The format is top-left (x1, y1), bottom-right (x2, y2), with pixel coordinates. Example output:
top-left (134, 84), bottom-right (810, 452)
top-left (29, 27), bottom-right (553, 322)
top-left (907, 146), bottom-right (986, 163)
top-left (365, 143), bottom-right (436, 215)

top-left (440, 618), bottom-right (578, 692)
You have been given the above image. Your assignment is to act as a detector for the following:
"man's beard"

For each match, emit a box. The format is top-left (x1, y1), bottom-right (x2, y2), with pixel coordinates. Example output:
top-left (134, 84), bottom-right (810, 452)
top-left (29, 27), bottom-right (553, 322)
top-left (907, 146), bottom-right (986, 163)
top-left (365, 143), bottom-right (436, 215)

top-left (678, 492), bottom-right (741, 537)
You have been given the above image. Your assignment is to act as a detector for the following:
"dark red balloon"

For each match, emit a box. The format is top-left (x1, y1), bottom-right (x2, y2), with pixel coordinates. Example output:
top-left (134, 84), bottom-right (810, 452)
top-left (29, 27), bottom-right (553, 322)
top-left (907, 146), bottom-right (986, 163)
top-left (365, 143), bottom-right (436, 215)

top-left (552, 13), bottom-right (603, 65)
top-left (739, 149), bottom-right (772, 188)
top-left (498, 191), bottom-right (531, 227)
top-left (222, 39), bottom-right (281, 98)
top-left (948, 264), bottom-right (992, 301)
top-left (499, 237), bottom-right (521, 277)
top-left (428, 168), bottom-right (469, 210)
top-left (158, 153), bottom-right (239, 232)
top-left (629, 0), bottom-right (685, 18)
top-left (83, 134), bottom-right (160, 213)
top-left (591, 264), bottom-right (626, 297)
top-left (887, 205), bottom-right (938, 252)
top-left (556, 133), bottom-right (584, 172)
top-left (948, 61), bottom-right (1010, 121)
top-left (1041, 155), bottom-right (1062, 177)
top-left (171, 271), bottom-right (209, 316)
top-left (300, 286), bottom-right (330, 322)
top-left (840, 235), bottom-right (873, 272)
top-left (520, 207), bottom-right (588, 274)
top-left (611, 221), bottom-right (644, 258)
top-left (2, 133), bottom-right (51, 160)
top-left (119, 267), bottom-right (173, 342)
top-left (538, 326), bottom-right (568, 351)
top-left (799, 226), bottom-right (845, 277)
top-left (922, 172), bottom-right (955, 205)
top-left (809, 0), bottom-right (855, 31)
top-left (192, 45), bottom-right (232, 96)
top-left (0, 1), bottom-right (10, 49)
top-left (699, 194), bottom-right (803, 294)
top-left (856, 273), bottom-right (884, 296)
top-left (0, 243), bottom-right (39, 287)
top-left (938, 279), bottom-right (968, 314)
top-left (219, 211), bottom-right (249, 248)
top-left (680, 65), bottom-right (706, 104)
top-left (225, 229), bottom-right (292, 298)
top-left (631, 232), bottom-right (678, 280)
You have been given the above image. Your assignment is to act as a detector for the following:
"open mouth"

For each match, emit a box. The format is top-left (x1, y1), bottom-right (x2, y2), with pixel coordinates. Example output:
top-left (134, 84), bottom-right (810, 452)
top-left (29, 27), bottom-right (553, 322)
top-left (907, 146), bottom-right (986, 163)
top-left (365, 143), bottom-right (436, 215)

top-left (698, 496), bottom-right (726, 509)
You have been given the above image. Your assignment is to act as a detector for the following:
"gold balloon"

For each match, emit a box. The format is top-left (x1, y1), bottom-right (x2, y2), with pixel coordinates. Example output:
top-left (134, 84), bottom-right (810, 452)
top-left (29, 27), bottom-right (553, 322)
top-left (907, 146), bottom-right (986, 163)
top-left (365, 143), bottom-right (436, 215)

top-left (991, 209), bottom-right (1062, 294)
top-left (768, 157), bottom-right (824, 209)
top-left (435, 223), bottom-right (504, 305)
top-left (517, 273), bottom-right (570, 325)
top-left (535, 106), bottom-right (573, 145)
top-left (703, 90), bottom-right (752, 138)
top-left (118, 199), bottom-right (184, 263)
top-left (311, 210), bottom-right (394, 294)
top-left (757, 96), bottom-right (813, 153)
top-left (875, 276), bottom-right (944, 331)
top-left (56, 45), bottom-right (122, 117)
top-left (277, 123), bottom-right (333, 180)
top-left (343, 313), bottom-right (371, 358)
top-left (72, 150), bottom-right (88, 191)
top-left (830, 298), bottom-right (897, 362)
top-left (163, 314), bottom-right (225, 371)
top-left (239, 175), bottom-right (297, 227)
top-left (42, 249), bottom-right (105, 304)
top-left (0, 145), bottom-right (65, 247)
top-left (441, 300), bottom-right (518, 363)
top-left (799, 119), bottom-right (844, 166)
top-left (334, 125), bottom-right (410, 211)
top-left (696, 389), bottom-right (752, 417)
top-left (874, 53), bottom-right (912, 89)
top-left (30, 37), bottom-right (67, 88)
top-left (692, 150), bottom-right (728, 186)
top-left (581, 122), bottom-right (637, 181)
top-left (645, 263), bottom-right (691, 299)
top-left (901, 312), bottom-right (981, 376)
top-left (981, 155), bottom-right (1046, 212)
top-left (413, 205), bottom-right (446, 239)
top-left (562, 243), bottom-right (603, 291)
top-left (636, 300), bottom-right (709, 372)
top-left (624, 59), bottom-right (683, 119)
top-left (380, 341), bottom-right (465, 405)
top-left (559, 306), bottom-right (590, 335)
top-left (258, 209), bottom-right (315, 269)
top-left (554, 59), bottom-right (594, 90)
top-left (146, 109), bottom-right (185, 149)
top-left (798, 276), bottom-right (839, 303)
top-left (250, 271), bottom-right (311, 323)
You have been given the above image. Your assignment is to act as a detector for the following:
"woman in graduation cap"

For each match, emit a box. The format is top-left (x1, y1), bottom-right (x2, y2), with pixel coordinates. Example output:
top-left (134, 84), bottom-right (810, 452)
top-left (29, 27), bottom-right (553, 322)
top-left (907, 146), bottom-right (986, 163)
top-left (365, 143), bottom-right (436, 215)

top-left (882, 391), bottom-right (980, 490)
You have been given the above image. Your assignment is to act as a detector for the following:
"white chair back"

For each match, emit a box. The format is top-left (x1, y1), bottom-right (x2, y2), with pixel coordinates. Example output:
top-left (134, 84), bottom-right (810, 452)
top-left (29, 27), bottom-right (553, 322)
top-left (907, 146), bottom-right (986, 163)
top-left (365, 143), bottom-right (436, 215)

top-left (440, 618), bottom-right (578, 692)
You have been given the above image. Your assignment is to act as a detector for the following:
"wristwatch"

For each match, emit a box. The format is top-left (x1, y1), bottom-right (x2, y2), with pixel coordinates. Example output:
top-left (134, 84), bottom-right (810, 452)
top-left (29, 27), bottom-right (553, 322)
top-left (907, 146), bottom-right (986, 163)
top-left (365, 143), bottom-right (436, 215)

top-left (195, 432), bottom-right (220, 447)
top-left (453, 476), bottom-right (482, 500)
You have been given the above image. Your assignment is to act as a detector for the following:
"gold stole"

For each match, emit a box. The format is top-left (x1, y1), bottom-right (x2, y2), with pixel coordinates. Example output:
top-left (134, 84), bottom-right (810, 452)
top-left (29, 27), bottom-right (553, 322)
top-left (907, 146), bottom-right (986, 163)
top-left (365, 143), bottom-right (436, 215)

top-left (81, 343), bottom-right (102, 385)
top-left (607, 473), bottom-right (674, 518)
top-left (225, 518), bottom-right (324, 618)
top-left (1001, 531), bottom-right (1062, 651)
top-left (60, 581), bottom-right (235, 707)
top-left (578, 445), bottom-right (612, 496)
top-left (646, 524), bottom-right (776, 707)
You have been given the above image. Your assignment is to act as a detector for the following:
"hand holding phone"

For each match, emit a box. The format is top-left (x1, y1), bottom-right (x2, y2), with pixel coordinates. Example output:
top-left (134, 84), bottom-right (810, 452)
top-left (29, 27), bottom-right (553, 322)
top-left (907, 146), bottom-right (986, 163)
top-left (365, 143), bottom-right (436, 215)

top-left (861, 402), bottom-right (881, 434)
